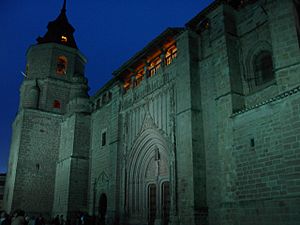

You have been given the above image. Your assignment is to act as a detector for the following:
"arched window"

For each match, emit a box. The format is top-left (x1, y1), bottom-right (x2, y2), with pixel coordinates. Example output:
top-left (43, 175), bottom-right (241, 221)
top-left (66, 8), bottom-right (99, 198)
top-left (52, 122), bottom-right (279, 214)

top-left (53, 100), bottom-right (61, 109)
top-left (253, 51), bottom-right (274, 87)
top-left (56, 56), bottom-right (68, 75)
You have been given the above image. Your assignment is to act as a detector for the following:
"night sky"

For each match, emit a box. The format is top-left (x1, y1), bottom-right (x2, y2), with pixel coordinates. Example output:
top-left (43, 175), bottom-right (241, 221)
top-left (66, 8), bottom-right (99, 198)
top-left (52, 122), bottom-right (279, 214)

top-left (0, 0), bottom-right (214, 173)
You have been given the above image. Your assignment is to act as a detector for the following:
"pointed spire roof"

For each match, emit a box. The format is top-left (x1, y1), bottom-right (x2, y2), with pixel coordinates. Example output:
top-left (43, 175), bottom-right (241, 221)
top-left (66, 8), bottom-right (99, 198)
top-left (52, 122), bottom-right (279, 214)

top-left (37, 0), bottom-right (78, 49)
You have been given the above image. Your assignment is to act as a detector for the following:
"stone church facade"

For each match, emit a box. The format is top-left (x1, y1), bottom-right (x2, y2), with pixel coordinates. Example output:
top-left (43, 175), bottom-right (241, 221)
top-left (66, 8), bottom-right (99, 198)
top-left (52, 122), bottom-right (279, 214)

top-left (3, 0), bottom-right (300, 225)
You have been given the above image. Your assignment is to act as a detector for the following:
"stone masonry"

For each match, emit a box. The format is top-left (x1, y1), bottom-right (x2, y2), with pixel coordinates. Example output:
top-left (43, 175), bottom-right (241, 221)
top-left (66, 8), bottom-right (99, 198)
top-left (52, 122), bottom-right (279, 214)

top-left (4, 0), bottom-right (300, 225)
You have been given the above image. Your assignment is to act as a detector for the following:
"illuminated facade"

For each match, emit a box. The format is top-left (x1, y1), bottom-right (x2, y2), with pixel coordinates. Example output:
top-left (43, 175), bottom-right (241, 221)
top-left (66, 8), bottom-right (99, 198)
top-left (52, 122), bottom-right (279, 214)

top-left (4, 0), bottom-right (300, 225)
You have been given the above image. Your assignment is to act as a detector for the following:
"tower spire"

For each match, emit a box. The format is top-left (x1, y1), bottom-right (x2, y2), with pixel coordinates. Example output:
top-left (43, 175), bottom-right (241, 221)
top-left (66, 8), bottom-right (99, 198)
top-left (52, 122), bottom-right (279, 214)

top-left (61, 0), bottom-right (66, 13)
top-left (36, 0), bottom-right (78, 49)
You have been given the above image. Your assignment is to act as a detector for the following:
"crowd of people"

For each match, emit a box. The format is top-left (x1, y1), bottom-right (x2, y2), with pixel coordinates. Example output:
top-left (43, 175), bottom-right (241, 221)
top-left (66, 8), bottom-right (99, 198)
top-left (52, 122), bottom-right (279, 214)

top-left (0, 210), bottom-right (97, 225)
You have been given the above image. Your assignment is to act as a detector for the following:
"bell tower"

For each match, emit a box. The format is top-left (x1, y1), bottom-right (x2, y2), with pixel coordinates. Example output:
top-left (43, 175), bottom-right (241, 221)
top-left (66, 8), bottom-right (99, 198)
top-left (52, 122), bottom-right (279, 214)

top-left (22, 0), bottom-right (89, 115)
top-left (4, 0), bottom-right (90, 217)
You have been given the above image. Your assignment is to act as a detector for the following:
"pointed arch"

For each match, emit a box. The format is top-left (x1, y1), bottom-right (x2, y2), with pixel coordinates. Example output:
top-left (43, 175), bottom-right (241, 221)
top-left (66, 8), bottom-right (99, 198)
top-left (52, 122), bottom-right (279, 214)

top-left (245, 41), bottom-right (275, 91)
top-left (126, 127), bottom-right (171, 219)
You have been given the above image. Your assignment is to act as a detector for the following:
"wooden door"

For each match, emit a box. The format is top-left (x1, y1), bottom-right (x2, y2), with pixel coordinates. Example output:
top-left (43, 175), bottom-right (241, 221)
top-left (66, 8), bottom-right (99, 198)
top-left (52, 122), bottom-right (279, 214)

top-left (148, 184), bottom-right (156, 225)
top-left (162, 181), bottom-right (170, 225)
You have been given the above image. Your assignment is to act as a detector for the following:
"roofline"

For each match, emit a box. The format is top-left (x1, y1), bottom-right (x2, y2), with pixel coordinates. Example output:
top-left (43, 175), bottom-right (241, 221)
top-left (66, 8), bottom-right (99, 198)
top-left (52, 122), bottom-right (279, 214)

top-left (112, 27), bottom-right (184, 77)
top-left (91, 76), bottom-right (119, 100)
top-left (185, 0), bottom-right (223, 29)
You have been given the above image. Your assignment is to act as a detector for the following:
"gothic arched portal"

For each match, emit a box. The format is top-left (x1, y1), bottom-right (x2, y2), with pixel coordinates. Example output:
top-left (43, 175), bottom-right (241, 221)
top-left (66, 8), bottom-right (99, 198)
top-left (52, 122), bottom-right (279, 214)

top-left (126, 128), bottom-right (171, 225)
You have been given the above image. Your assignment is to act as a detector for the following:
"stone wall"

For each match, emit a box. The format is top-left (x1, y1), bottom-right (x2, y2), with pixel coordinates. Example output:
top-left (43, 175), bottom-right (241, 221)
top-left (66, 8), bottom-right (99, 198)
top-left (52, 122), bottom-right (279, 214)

top-left (53, 113), bottom-right (91, 217)
top-left (89, 95), bottom-right (115, 218)
top-left (197, 1), bottom-right (300, 225)
top-left (4, 110), bottom-right (62, 217)
top-left (232, 92), bottom-right (300, 224)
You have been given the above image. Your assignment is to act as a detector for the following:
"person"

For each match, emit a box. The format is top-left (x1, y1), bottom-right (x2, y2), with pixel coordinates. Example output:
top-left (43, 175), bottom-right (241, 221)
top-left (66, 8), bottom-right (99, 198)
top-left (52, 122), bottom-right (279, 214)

top-left (53, 215), bottom-right (59, 225)
top-left (59, 215), bottom-right (65, 225)
top-left (35, 214), bottom-right (45, 225)
top-left (0, 211), bottom-right (10, 225)
top-left (11, 209), bottom-right (26, 225)
top-left (28, 216), bottom-right (36, 225)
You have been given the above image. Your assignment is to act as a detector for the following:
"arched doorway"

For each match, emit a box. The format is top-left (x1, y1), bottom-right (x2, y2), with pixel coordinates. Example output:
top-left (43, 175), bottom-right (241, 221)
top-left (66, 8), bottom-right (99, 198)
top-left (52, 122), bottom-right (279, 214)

top-left (126, 128), bottom-right (171, 225)
top-left (98, 193), bottom-right (107, 225)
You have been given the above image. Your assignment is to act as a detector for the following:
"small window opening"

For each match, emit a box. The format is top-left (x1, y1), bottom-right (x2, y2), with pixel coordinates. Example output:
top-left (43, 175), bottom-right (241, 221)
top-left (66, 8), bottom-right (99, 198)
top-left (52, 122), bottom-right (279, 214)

top-left (36, 163), bottom-right (40, 171)
top-left (148, 57), bottom-right (161, 77)
top-left (56, 56), bottom-right (68, 75)
top-left (250, 138), bottom-right (255, 148)
top-left (61, 35), bottom-right (68, 43)
top-left (165, 46), bottom-right (177, 66)
top-left (53, 100), bottom-right (61, 109)
top-left (155, 148), bottom-right (160, 161)
top-left (102, 132), bottom-right (106, 146)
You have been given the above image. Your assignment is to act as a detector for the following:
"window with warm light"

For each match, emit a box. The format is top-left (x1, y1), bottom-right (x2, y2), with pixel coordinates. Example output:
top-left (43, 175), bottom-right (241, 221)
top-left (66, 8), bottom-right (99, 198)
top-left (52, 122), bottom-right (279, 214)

top-left (56, 56), bottom-right (68, 75)
top-left (148, 58), bottom-right (161, 77)
top-left (123, 81), bottom-right (130, 92)
top-left (61, 35), bottom-right (68, 43)
top-left (165, 46), bottom-right (177, 66)
top-left (135, 68), bottom-right (145, 86)
top-left (135, 73), bottom-right (143, 86)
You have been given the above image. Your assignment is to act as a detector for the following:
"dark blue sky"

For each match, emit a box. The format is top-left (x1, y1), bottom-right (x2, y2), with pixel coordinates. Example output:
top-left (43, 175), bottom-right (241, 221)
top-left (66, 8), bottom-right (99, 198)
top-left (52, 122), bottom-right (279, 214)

top-left (0, 0), bottom-right (213, 172)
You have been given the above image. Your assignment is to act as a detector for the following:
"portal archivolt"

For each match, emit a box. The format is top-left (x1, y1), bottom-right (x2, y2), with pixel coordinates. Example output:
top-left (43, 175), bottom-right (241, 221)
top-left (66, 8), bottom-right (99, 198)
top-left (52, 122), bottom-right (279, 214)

top-left (126, 128), bottom-right (171, 225)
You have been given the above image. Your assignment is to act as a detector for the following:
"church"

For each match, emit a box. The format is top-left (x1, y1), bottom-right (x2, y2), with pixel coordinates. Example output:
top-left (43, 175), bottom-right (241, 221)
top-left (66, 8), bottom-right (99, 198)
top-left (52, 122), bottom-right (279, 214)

top-left (3, 0), bottom-right (300, 225)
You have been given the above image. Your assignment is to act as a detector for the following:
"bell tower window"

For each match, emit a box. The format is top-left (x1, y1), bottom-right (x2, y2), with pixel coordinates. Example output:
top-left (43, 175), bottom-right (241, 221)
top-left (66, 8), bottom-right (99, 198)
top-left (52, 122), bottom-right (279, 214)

top-left (61, 35), bottom-right (68, 43)
top-left (53, 100), bottom-right (61, 109)
top-left (56, 56), bottom-right (68, 75)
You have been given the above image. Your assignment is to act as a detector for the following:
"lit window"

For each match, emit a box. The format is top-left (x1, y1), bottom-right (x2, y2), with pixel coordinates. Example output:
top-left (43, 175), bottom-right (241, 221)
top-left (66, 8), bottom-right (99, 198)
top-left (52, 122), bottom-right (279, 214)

top-left (56, 56), bottom-right (68, 75)
top-left (165, 46), bottom-right (177, 66)
top-left (148, 58), bottom-right (161, 77)
top-left (61, 35), bottom-right (68, 43)
top-left (134, 68), bottom-right (145, 86)
top-left (53, 100), bottom-right (61, 109)
top-left (123, 81), bottom-right (130, 92)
